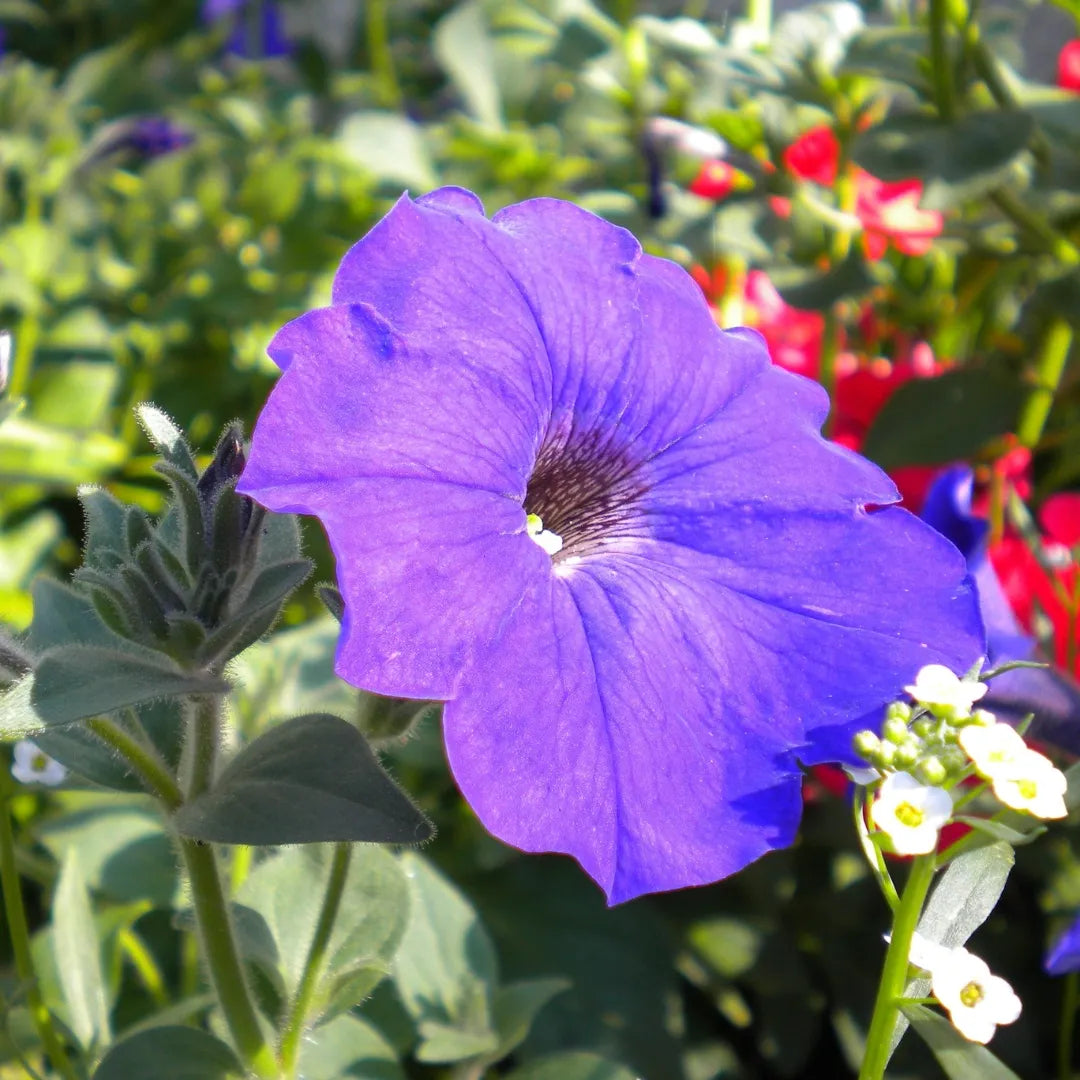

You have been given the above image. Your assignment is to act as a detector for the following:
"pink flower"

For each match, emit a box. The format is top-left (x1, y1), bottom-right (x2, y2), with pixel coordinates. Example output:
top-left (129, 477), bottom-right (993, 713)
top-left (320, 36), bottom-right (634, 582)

top-left (1058, 41), bottom-right (1080, 93)
top-left (855, 174), bottom-right (944, 260)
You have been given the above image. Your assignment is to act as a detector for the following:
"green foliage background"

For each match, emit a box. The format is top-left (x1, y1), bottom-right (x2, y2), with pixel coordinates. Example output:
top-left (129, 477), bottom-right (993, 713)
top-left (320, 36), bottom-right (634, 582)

top-left (2, 0), bottom-right (1080, 1077)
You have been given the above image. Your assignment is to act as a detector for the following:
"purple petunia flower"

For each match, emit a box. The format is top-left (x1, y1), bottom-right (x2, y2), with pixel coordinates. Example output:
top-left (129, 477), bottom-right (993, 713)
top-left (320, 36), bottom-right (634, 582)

top-left (921, 466), bottom-right (1080, 752)
top-left (201, 0), bottom-right (291, 59)
top-left (238, 188), bottom-right (984, 903)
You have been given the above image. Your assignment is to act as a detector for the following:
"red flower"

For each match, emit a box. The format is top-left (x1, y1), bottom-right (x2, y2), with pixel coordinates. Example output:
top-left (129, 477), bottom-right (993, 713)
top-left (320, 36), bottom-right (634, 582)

top-left (689, 160), bottom-right (736, 200)
top-left (855, 174), bottom-right (943, 260)
top-left (782, 125), bottom-right (839, 185)
top-left (1059, 40), bottom-right (1080, 93)
top-left (989, 494), bottom-right (1080, 676)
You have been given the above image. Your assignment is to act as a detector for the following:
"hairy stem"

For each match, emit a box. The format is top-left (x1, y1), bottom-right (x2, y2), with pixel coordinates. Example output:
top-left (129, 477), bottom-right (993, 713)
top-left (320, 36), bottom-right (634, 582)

top-left (279, 843), bottom-right (353, 1075)
top-left (858, 854), bottom-right (937, 1080)
top-left (87, 715), bottom-right (183, 808)
top-left (180, 837), bottom-right (277, 1077)
top-left (0, 771), bottom-right (78, 1080)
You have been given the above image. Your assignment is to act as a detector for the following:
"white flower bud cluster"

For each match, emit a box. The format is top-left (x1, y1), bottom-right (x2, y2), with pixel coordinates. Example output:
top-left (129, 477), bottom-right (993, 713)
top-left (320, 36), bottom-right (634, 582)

top-left (853, 664), bottom-right (1069, 858)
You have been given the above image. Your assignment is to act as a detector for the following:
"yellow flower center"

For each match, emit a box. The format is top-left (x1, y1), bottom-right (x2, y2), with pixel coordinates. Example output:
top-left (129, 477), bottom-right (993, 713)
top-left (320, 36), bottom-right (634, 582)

top-left (959, 980), bottom-right (985, 1009)
top-left (896, 801), bottom-right (924, 828)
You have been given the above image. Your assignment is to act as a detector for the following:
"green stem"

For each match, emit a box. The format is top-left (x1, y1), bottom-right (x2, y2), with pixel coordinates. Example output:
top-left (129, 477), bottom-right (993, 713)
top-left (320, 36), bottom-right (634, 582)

top-left (1059, 971), bottom-right (1078, 1080)
top-left (366, 0), bottom-right (402, 109)
top-left (186, 695), bottom-right (219, 800)
top-left (6, 312), bottom-right (39, 402)
top-left (278, 843), bottom-right (353, 1075)
top-left (928, 0), bottom-right (956, 122)
top-left (87, 715), bottom-right (183, 808)
top-left (858, 855), bottom-right (937, 1080)
top-left (819, 309), bottom-right (842, 438)
top-left (991, 189), bottom-right (1080, 266)
top-left (1017, 316), bottom-right (1073, 450)
top-left (0, 773), bottom-right (78, 1080)
top-left (180, 837), bottom-right (277, 1078)
top-left (853, 789), bottom-right (900, 912)
top-left (177, 694), bottom-right (275, 1076)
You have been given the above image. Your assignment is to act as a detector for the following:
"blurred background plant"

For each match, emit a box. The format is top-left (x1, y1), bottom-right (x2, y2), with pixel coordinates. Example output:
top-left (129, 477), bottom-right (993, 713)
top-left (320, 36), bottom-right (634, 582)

top-left (2, 0), bottom-right (1080, 1077)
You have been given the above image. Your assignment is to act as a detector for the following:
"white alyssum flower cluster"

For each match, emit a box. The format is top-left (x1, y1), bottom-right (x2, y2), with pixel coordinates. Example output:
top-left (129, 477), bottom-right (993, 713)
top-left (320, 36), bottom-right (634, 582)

top-left (907, 933), bottom-right (1021, 1044)
top-left (859, 664), bottom-right (1069, 857)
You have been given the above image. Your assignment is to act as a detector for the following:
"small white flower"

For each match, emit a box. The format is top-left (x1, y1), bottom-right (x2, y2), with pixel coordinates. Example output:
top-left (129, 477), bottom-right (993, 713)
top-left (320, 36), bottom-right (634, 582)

top-left (525, 513), bottom-right (564, 558)
top-left (905, 664), bottom-right (987, 717)
top-left (958, 722), bottom-right (1027, 779)
top-left (928, 944), bottom-right (1022, 1044)
top-left (870, 772), bottom-right (952, 855)
top-left (644, 117), bottom-right (729, 161)
top-left (989, 749), bottom-right (1067, 819)
top-left (11, 741), bottom-right (66, 787)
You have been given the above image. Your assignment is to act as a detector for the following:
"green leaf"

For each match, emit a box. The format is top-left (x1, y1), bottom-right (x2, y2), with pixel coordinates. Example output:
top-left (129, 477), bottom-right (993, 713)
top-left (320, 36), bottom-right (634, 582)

top-left (134, 404), bottom-right (198, 479)
top-left (296, 1013), bottom-right (404, 1080)
top-left (491, 978), bottom-right (570, 1060)
top-left (504, 1052), bottom-right (640, 1080)
top-left (337, 112), bottom-right (437, 191)
top-left (28, 360), bottom-right (118, 431)
top-left (851, 111), bottom-right (1035, 208)
top-left (54, 850), bottom-right (110, 1050)
top-left (31, 645), bottom-right (229, 726)
top-left (235, 843), bottom-right (409, 1014)
top-left (861, 368), bottom-right (1022, 469)
top-left (92, 1026), bottom-right (243, 1080)
top-left (394, 853), bottom-right (498, 1061)
top-left (434, 1), bottom-right (504, 129)
top-left (902, 1003), bottom-right (1024, 1080)
top-left (78, 488), bottom-right (131, 572)
top-left (772, 251), bottom-right (876, 311)
top-left (173, 713), bottom-right (432, 845)
top-left (37, 801), bottom-right (178, 907)
top-left (25, 577), bottom-right (118, 653)
top-left (0, 676), bottom-right (47, 738)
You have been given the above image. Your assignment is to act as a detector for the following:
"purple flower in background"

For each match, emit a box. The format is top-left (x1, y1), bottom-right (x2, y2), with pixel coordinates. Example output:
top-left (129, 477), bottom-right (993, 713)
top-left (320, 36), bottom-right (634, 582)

top-left (1046, 916), bottom-right (1080, 975)
top-left (239, 188), bottom-right (983, 903)
top-left (921, 466), bottom-right (1080, 752)
top-left (202, 0), bottom-right (290, 59)
top-left (86, 116), bottom-right (194, 167)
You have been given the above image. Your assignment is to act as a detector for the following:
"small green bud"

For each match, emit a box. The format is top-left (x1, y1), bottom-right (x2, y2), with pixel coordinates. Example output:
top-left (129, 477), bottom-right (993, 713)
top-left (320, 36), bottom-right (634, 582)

top-left (894, 740), bottom-right (920, 769)
top-left (911, 718), bottom-right (933, 739)
top-left (885, 701), bottom-right (913, 724)
top-left (915, 756), bottom-right (948, 786)
top-left (853, 730), bottom-right (881, 759)
top-left (882, 715), bottom-right (910, 744)
top-left (875, 742), bottom-right (896, 769)
top-left (940, 745), bottom-right (968, 774)
top-left (970, 708), bottom-right (997, 727)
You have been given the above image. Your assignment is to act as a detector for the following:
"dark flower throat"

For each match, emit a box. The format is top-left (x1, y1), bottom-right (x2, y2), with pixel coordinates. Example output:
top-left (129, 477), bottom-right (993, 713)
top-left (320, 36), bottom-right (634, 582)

top-left (523, 427), bottom-right (647, 560)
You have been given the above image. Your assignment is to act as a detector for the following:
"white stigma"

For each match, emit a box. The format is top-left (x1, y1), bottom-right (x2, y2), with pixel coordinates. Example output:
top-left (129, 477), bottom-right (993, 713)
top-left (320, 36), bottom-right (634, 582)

top-left (526, 513), bottom-right (563, 557)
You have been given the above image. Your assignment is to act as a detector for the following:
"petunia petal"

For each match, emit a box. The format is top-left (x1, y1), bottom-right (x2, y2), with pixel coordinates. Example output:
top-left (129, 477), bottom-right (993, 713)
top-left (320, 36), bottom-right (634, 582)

top-left (290, 477), bottom-right (542, 700)
top-left (240, 301), bottom-right (545, 498)
top-left (445, 557), bottom-right (804, 903)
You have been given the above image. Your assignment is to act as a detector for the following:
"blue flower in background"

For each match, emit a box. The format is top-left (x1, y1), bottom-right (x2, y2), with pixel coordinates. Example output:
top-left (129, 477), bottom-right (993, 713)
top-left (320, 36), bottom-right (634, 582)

top-left (1046, 917), bottom-right (1080, 975)
top-left (202, 0), bottom-right (291, 59)
top-left (920, 466), bottom-right (1080, 752)
top-left (239, 188), bottom-right (983, 902)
